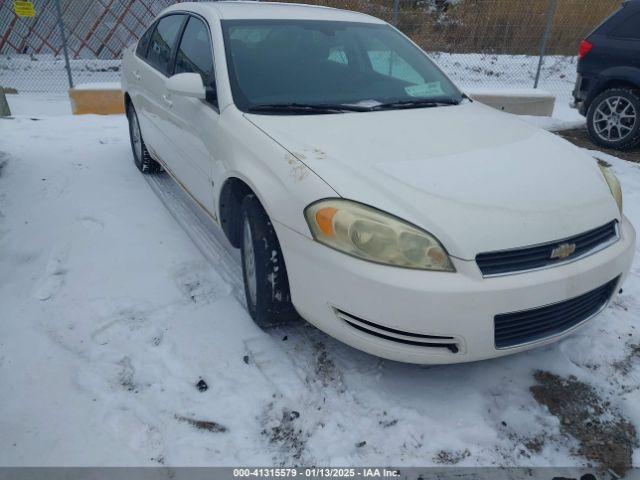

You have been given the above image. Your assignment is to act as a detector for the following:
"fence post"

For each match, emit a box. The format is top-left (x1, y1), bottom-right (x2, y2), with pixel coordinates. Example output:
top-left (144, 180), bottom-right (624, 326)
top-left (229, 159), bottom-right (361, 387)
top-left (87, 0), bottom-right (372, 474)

top-left (534, 0), bottom-right (557, 89)
top-left (392, 0), bottom-right (400, 27)
top-left (54, 0), bottom-right (74, 89)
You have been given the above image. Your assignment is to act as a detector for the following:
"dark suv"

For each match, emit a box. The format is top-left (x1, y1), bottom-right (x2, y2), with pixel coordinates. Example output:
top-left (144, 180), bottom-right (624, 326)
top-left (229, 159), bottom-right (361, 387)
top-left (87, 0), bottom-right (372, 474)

top-left (573, 0), bottom-right (640, 150)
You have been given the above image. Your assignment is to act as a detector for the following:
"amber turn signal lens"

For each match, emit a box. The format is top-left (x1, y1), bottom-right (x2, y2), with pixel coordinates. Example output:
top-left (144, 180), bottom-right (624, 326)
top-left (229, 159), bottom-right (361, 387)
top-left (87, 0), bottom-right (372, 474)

top-left (315, 207), bottom-right (338, 236)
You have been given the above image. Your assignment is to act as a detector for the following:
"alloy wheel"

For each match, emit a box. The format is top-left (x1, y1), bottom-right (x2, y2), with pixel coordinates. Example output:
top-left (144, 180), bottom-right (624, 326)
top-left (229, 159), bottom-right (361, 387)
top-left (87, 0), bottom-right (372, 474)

top-left (593, 96), bottom-right (637, 142)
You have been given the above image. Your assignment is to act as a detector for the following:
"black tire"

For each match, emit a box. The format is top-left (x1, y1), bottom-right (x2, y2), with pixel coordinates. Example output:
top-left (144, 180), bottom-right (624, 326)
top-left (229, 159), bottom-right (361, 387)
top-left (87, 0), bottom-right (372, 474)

top-left (587, 88), bottom-right (640, 151)
top-left (240, 194), bottom-right (297, 328)
top-left (126, 103), bottom-right (161, 173)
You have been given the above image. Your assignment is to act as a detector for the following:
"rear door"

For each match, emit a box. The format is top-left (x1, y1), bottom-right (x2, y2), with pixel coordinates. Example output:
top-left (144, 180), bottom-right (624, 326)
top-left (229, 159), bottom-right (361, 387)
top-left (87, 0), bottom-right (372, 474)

top-left (125, 22), bottom-right (154, 136)
top-left (135, 13), bottom-right (187, 169)
top-left (163, 14), bottom-right (220, 214)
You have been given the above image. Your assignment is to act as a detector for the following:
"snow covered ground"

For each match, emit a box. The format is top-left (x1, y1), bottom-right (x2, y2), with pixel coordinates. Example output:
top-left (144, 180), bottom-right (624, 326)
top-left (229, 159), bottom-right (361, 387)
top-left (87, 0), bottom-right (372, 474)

top-left (0, 96), bottom-right (638, 470)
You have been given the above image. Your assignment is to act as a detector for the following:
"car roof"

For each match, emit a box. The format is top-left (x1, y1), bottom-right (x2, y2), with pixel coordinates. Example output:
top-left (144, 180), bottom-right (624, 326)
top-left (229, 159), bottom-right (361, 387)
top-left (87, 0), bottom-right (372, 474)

top-left (170, 1), bottom-right (385, 23)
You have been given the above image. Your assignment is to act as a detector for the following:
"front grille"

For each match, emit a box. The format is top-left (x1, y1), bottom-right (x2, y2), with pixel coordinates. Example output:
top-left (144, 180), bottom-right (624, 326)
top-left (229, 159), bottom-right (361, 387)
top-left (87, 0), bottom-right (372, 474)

top-left (494, 277), bottom-right (618, 349)
top-left (476, 221), bottom-right (618, 276)
top-left (335, 309), bottom-right (460, 353)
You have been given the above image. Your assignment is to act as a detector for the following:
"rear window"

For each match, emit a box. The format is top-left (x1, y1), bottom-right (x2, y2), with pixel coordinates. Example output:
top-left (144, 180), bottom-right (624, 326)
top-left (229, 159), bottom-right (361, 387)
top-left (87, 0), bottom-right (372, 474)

top-left (591, 6), bottom-right (626, 36)
top-left (136, 23), bottom-right (155, 58)
top-left (591, 4), bottom-right (640, 38)
top-left (610, 11), bottom-right (640, 39)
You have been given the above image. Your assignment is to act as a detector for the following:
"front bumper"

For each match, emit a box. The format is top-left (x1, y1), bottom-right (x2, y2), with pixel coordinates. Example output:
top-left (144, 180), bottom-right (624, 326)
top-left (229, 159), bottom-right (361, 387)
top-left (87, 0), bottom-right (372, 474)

top-left (276, 217), bottom-right (635, 364)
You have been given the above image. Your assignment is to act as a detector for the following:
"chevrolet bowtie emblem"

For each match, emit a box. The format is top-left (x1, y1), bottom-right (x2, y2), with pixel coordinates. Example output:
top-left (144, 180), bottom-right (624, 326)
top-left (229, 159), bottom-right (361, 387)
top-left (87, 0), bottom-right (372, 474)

top-left (550, 242), bottom-right (576, 260)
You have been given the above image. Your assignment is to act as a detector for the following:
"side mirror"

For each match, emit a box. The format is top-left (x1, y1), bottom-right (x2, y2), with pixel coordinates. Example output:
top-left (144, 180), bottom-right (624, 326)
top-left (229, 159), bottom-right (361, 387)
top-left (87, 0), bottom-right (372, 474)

top-left (166, 73), bottom-right (206, 99)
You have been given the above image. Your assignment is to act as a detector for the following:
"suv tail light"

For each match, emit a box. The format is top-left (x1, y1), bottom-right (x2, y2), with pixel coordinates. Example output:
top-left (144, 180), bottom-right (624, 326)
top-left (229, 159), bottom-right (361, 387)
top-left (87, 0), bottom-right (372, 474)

top-left (579, 39), bottom-right (593, 59)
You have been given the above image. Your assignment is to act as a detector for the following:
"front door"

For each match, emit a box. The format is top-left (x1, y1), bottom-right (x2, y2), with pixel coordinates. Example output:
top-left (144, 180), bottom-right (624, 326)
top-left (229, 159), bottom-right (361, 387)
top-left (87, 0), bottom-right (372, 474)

top-left (163, 15), bottom-right (219, 215)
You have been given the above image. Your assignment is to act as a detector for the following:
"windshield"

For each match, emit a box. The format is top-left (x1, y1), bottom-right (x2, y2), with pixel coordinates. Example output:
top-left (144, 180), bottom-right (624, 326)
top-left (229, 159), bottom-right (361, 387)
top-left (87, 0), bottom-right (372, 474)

top-left (221, 20), bottom-right (463, 113)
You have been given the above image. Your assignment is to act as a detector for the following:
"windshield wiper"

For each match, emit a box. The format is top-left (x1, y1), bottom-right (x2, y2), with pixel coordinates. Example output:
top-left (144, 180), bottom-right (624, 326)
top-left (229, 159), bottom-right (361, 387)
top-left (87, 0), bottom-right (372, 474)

top-left (247, 103), bottom-right (370, 114)
top-left (247, 99), bottom-right (461, 114)
top-left (371, 98), bottom-right (461, 111)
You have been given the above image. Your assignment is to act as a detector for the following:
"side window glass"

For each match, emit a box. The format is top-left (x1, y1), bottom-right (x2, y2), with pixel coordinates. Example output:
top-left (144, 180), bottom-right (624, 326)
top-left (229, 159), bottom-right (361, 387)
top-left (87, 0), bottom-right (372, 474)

top-left (175, 17), bottom-right (214, 82)
top-left (612, 12), bottom-right (640, 40)
top-left (136, 23), bottom-right (154, 59)
top-left (147, 15), bottom-right (185, 75)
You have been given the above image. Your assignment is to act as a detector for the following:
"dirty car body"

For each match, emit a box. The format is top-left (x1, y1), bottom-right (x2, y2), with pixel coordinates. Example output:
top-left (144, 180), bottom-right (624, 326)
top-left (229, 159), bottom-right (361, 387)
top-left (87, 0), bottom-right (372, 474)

top-left (121, 1), bottom-right (635, 364)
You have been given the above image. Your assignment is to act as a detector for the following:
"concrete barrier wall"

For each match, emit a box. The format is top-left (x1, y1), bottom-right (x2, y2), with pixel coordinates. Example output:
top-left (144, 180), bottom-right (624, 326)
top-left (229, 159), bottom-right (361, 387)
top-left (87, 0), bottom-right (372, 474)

top-left (466, 88), bottom-right (555, 116)
top-left (65, 84), bottom-right (555, 118)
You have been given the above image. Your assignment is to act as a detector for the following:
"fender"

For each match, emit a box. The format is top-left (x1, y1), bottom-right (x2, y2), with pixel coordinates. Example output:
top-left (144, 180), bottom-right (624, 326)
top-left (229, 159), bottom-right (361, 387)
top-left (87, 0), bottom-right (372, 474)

top-left (212, 106), bottom-right (338, 240)
top-left (587, 65), bottom-right (640, 106)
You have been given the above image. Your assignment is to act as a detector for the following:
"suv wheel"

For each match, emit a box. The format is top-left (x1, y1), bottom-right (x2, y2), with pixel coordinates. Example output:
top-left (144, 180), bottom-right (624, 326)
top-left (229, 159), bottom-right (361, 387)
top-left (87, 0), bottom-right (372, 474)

top-left (587, 88), bottom-right (640, 151)
top-left (240, 194), bottom-right (297, 328)
top-left (127, 103), bottom-right (161, 173)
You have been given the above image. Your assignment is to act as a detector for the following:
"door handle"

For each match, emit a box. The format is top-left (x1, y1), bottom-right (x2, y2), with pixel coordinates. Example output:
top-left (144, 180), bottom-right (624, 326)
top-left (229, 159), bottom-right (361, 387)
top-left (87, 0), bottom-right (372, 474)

top-left (162, 94), bottom-right (173, 108)
top-left (133, 70), bottom-right (141, 81)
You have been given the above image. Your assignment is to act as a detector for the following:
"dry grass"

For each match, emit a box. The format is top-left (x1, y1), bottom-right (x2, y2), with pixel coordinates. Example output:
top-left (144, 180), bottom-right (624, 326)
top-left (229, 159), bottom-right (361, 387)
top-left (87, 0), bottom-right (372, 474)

top-left (547, 0), bottom-right (619, 54)
top-left (282, 0), bottom-right (620, 55)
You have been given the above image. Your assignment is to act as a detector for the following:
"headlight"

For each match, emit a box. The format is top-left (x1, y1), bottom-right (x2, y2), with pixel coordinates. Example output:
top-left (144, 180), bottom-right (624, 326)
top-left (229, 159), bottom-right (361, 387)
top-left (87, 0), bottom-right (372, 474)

top-left (599, 164), bottom-right (623, 213)
top-left (304, 199), bottom-right (455, 271)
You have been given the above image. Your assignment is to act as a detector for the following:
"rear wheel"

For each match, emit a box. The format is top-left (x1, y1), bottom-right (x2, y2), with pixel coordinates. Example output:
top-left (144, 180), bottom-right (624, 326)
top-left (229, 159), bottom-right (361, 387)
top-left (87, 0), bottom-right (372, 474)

top-left (587, 88), bottom-right (640, 151)
top-left (240, 194), bottom-right (297, 327)
top-left (127, 103), bottom-right (161, 173)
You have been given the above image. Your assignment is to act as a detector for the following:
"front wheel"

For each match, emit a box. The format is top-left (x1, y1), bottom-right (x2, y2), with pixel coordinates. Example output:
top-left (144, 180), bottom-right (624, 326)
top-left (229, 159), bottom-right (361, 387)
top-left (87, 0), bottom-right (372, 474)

top-left (587, 88), bottom-right (640, 151)
top-left (240, 194), bottom-right (297, 327)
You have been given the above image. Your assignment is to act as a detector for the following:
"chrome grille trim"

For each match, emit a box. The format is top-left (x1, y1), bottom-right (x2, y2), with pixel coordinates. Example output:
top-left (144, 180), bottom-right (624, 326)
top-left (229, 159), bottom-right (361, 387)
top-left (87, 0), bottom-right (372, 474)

top-left (477, 221), bottom-right (619, 277)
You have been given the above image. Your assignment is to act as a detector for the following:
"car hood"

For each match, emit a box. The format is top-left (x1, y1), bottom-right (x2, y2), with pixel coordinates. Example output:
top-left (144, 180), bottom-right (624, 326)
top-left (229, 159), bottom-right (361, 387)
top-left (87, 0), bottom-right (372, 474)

top-left (245, 102), bottom-right (620, 260)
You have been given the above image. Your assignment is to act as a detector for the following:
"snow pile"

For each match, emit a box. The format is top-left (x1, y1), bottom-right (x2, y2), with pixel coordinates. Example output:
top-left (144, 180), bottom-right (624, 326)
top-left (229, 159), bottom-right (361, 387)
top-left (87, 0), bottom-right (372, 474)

top-left (72, 82), bottom-right (122, 91)
top-left (430, 53), bottom-right (578, 98)
top-left (0, 109), bottom-right (637, 467)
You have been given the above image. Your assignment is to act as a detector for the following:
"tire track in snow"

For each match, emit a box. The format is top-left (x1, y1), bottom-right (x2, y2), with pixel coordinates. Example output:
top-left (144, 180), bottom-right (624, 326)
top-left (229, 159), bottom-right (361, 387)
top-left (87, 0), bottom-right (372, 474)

top-left (144, 173), bottom-right (244, 303)
top-left (144, 172), bottom-right (347, 390)
top-left (145, 172), bottom-right (323, 392)
top-left (145, 172), bottom-right (354, 464)
top-left (32, 242), bottom-right (70, 301)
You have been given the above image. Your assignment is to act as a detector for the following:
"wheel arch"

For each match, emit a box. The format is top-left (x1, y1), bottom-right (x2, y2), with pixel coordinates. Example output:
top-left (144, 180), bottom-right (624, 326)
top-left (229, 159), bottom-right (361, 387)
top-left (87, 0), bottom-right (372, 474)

top-left (218, 175), bottom-right (265, 248)
top-left (586, 68), bottom-right (640, 111)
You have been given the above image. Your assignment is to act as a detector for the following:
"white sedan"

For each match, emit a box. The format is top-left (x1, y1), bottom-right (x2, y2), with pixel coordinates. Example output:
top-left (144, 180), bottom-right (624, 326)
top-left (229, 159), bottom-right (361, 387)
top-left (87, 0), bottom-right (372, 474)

top-left (121, 1), bottom-right (635, 364)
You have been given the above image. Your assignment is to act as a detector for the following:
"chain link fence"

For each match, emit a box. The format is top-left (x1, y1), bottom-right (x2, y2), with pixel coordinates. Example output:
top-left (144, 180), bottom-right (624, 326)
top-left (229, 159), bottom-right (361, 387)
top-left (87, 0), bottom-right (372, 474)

top-left (0, 0), bottom-right (622, 101)
top-left (0, 0), bottom-right (182, 91)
